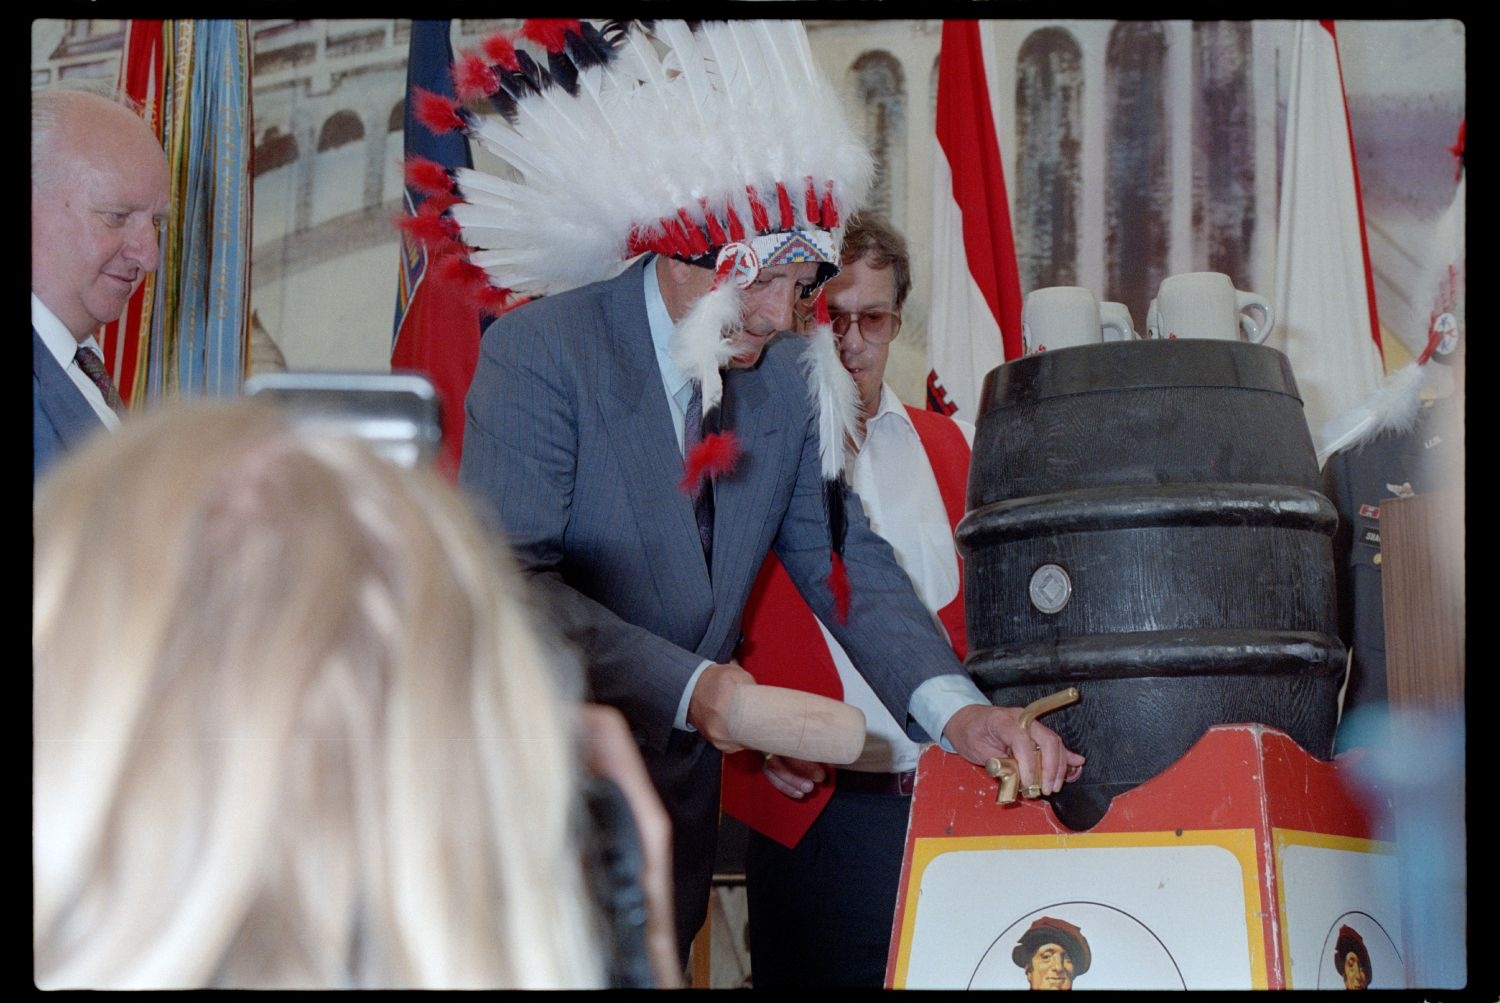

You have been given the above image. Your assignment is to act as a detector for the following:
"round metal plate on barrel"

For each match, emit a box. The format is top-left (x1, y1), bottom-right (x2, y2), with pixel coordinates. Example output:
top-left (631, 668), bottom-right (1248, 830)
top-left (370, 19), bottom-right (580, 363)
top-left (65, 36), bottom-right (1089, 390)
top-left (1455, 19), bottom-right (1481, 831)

top-left (1028, 564), bottom-right (1072, 614)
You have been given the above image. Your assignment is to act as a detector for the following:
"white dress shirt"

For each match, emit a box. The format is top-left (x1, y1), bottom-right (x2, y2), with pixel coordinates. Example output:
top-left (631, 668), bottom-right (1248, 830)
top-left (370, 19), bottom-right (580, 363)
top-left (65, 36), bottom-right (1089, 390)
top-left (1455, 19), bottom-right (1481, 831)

top-left (821, 384), bottom-right (977, 772)
top-left (32, 293), bottom-right (121, 431)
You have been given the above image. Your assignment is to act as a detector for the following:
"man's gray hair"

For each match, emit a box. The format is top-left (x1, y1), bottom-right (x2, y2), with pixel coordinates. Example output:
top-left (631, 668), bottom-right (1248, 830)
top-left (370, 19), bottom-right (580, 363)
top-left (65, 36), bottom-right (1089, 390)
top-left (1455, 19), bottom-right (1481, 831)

top-left (32, 84), bottom-right (149, 191)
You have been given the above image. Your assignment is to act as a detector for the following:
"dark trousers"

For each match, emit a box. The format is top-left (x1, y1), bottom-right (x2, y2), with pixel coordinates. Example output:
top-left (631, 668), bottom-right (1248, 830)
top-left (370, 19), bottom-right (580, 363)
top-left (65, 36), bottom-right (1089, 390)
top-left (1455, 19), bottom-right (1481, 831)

top-left (744, 788), bottom-right (911, 988)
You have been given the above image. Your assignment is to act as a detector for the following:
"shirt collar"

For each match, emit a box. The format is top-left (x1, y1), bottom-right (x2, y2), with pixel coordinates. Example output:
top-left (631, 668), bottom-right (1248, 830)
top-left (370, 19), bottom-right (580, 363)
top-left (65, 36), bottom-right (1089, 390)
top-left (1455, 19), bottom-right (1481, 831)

top-left (642, 257), bottom-right (692, 399)
top-left (849, 383), bottom-right (917, 470)
top-left (32, 293), bottom-right (101, 371)
top-left (868, 383), bottom-right (914, 432)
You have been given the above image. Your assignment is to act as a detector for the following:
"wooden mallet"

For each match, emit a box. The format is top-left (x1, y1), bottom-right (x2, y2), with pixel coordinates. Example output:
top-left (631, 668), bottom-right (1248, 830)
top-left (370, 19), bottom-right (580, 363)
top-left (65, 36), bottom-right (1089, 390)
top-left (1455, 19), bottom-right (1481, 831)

top-left (725, 685), bottom-right (866, 764)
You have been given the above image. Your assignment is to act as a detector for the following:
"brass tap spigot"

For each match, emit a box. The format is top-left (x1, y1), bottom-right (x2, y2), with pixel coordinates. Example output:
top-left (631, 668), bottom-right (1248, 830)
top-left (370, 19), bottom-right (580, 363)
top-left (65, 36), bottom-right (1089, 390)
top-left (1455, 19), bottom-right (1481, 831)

top-left (987, 756), bottom-right (1021, 804)
top-left (987, 687), bottom-right (1082, 805)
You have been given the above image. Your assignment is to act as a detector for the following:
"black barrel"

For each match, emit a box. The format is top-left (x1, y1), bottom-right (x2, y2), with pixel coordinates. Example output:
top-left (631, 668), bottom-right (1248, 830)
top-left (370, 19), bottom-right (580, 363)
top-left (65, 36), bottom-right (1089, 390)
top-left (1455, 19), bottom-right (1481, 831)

top-left (959, 338), bottom-right (1345, 831)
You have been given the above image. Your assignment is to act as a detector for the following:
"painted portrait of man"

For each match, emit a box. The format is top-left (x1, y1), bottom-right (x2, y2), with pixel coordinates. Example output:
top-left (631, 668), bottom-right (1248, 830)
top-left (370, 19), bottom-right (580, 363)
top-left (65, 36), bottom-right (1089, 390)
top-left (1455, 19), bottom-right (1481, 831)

top-left (1334, 925), bottom-right (1372, 990)
top-left (1012, 916), bottom-right (1092, 990)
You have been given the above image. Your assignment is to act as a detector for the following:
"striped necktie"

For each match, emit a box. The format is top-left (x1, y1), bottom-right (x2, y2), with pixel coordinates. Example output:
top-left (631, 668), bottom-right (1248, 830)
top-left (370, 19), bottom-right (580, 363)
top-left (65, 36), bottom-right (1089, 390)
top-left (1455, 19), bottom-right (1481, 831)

top-left (683, 383), bottom-right (714, 571)
top-left (74, 347), bottom-right (125, 416)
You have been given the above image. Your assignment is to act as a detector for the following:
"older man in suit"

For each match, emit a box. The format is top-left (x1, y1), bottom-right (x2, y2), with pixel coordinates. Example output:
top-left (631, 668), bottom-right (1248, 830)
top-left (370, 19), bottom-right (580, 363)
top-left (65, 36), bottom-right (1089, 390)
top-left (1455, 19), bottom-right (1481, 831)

top-left (439, 20), bottom-right (1083, 971)
top-left (32, 87), bottom-right (169, 484)
top-left (459, 248), bottom-right (1084, 963)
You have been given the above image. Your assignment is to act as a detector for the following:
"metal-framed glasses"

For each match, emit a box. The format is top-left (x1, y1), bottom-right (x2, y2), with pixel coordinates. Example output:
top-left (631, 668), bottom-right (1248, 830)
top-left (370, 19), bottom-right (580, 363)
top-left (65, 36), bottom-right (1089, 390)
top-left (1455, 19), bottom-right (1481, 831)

top-left (829, 309), bottom-right (902, 344)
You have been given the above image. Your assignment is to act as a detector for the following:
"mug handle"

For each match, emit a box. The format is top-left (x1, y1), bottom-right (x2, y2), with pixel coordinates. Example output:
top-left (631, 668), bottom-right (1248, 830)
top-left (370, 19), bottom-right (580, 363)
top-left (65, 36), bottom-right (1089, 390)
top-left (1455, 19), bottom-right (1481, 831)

top-left (1236, 291), bottom-right (1274, 344)
top-left (1100, 302), bottom-right (1136, 342)
top-left (1145, 299), bottom-right (1162, 339)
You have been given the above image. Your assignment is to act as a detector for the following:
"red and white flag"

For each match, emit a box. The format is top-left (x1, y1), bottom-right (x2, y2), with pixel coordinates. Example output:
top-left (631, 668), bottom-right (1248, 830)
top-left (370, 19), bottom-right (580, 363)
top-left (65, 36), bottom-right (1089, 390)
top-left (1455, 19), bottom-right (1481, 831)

top-left (1272, 20), bottom-right (1386, 460)
top-left (926, 20), bottom-right (1024, 421)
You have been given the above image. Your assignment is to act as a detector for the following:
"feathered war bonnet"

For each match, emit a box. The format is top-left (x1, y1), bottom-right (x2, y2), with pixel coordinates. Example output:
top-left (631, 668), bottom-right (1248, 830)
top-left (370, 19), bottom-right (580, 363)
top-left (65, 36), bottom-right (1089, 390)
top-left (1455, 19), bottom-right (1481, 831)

top-left (408, 19), bottom-right (872, 619)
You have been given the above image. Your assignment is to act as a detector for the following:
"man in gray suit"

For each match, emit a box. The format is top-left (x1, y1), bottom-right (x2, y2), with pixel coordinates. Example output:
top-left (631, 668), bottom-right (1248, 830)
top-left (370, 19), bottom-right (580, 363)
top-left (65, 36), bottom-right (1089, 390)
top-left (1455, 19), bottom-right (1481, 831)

top-left (459, 251), bottom-right (1084, 960)
top-left (32, 87), bottom-right (169, 484)
top-left (439, 20), bottom-right (1084, 968)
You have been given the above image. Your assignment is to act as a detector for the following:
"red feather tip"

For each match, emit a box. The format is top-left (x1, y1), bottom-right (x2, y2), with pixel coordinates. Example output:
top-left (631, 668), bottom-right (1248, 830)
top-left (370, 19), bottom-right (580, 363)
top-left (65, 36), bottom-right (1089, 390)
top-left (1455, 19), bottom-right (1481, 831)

top-left (814, 289), bottom-right (831, 326)
top-left (701, 199), bottom-right (728, 247)
top-left (820, 181), bottom-right (840, 228)
top-left (521, 19), bottom-right (581, 52)
top-left (663, 218), bottom-right (694, 259)
top-left (475, 283), bottom-right (518, 318)
top-left (404, 155), bottom-right (454, 197)
top-left (626, 227), bottom-right (660, 258)
top-left (804, 176), bottom-right (820, 225)
top-left (435, 252), bottom-right (491, 291)
top-left (679, 431), bottom-right (741, 496)
top-left (394, 210), bottom-right (459, 246)
top-left (746, 185), bottom-right (771, 233)
top-left (725, 204), bottom-right (746, 243)
top-left (413, 88), bottom-right (466, 135)
top-left (434, 254), bottom-right (514, 316)
top-left (419, 191), bottom-right (461, 216)
top-left (481, 32), bottom-right (521, 72)
top-left (678, 208), bottom-right (710, 257)
top-left (453, 51), bottom-right (500, 102)
top-left (827, 551), bottom-right (851, 624)
top-left (776, 182), bottom-right (797, 232)
top-left (427, 235), bottom-right (470, 261)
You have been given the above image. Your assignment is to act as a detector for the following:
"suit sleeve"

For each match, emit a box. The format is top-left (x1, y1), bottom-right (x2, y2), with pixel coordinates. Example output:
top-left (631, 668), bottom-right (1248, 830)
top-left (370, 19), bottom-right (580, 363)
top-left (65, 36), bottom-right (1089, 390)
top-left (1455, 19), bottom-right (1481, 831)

top-left (459, 309), bottom-right (706, 754)
top-left (771, 393), bottom-right (967, 742)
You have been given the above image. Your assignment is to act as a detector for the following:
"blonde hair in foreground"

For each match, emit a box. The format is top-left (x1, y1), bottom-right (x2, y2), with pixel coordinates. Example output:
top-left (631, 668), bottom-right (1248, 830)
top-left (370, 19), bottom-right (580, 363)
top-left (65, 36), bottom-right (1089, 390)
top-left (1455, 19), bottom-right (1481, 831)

top-left (33, 401), bottom-right (604, 988)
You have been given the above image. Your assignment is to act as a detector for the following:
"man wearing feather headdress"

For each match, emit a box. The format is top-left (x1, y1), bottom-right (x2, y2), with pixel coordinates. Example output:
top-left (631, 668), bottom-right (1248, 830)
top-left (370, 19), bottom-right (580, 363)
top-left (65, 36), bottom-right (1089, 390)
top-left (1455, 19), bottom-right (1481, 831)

top-left (408, 19), bottom-right (1083, 967)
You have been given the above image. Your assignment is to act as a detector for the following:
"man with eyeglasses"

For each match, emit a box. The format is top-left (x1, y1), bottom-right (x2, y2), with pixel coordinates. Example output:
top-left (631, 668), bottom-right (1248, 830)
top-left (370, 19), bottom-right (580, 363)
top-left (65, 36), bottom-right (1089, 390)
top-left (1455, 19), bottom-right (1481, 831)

top-left (721, 216), bottom-right (1068, 987)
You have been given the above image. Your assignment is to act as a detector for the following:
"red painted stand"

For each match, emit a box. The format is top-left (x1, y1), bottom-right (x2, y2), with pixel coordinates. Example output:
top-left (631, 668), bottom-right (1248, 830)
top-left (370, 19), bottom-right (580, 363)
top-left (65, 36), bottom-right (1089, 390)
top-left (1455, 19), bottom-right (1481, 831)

top-left (886, 725), bottom-right (1402, 990)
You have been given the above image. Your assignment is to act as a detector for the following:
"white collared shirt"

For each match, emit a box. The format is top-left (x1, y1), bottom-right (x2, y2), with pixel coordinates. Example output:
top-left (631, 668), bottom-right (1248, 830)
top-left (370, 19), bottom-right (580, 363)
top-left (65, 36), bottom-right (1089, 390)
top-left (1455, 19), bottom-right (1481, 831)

top-left (819, 384), bottom-right (976, 772)
top-left (33, 294), bottom-right (121, 431)
top-left (644, 260), bottom-right (692, 453)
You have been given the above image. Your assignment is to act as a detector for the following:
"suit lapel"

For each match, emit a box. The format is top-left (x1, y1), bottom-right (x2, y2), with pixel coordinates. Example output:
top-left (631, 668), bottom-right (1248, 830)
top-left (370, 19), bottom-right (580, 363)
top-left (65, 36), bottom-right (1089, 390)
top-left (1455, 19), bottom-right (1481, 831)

top-left (593, 268), bottom-right (799, 657)
top-left (33, 328), bottom-right (104, 447)
top-left (704, 359), bottom-right (783, 639)
top-left (597, 265), bottom-right (714, 602)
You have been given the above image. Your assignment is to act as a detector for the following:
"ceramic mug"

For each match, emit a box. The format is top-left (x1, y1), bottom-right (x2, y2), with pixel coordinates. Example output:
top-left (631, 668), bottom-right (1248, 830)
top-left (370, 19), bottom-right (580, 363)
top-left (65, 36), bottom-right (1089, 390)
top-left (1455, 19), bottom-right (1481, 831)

top-left (1145, 272), bottom-right (1274, 344)
top-left (1022, 287), bottom-right (1132, 354)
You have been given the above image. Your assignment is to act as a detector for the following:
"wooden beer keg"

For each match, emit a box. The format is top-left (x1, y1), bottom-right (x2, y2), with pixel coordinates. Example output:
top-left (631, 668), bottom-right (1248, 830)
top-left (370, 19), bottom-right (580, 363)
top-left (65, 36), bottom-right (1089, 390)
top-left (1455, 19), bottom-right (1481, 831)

top-left (958, 339), bottom-right (1345, 831)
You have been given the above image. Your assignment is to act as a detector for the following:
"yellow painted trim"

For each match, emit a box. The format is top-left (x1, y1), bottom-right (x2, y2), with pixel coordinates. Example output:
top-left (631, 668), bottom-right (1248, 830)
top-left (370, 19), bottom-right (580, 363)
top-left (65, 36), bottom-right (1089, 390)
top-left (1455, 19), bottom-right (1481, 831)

top-left (1272, 828), bottom-right (1396, 988)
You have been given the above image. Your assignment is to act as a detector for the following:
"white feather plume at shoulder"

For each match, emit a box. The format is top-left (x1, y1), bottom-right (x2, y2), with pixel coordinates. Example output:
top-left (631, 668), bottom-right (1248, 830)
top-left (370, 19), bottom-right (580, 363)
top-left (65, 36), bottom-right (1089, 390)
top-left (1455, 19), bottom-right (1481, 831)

top-left (799, 324), bottom-right (862, 480)
top-left (1315, 361), bottom-right (1429, 467)
top-left (669, 282), bottom-right (741, 417)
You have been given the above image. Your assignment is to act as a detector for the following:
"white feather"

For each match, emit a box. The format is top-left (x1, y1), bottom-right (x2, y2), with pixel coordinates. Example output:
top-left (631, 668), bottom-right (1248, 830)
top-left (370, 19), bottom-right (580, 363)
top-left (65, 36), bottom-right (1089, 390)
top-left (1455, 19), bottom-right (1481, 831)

top-left (799, 324), bottom-right (862, 480)
top-left (669, 282), bottom-right (741, 416)
top-left (656, 20), bottom-right (716, 134)
top-left (1315, 361), bottom-right (1430, 468)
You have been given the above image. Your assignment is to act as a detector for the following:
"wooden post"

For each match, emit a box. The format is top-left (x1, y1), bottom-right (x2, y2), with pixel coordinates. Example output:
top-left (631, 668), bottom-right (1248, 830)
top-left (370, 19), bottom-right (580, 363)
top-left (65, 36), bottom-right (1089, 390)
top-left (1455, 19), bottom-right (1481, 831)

top-left (1379, 490), bottom-right (1466, 989)
top-left (1380, 491), bottom-right (1465, 711)
top-left (690, 916), bottom-right (712, 988)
